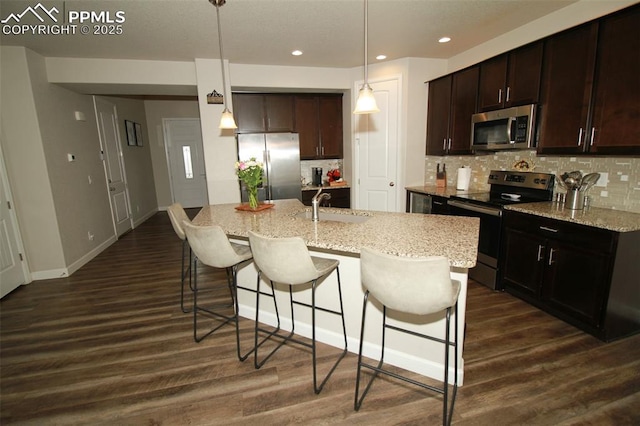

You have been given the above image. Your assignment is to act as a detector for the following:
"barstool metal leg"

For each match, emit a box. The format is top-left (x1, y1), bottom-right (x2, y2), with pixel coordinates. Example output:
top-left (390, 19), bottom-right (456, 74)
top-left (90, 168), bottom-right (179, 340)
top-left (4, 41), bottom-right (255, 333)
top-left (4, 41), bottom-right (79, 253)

top-left (229, 264), bottom-right (256, 362)
top-left (354, 296), bottom-right (459, 426)
top-left (254, 273), bottom-right (289, 369)
top-left (192, 257), bottom-right (237, 343)
top-left (180, 240), bottom-right (193, 313)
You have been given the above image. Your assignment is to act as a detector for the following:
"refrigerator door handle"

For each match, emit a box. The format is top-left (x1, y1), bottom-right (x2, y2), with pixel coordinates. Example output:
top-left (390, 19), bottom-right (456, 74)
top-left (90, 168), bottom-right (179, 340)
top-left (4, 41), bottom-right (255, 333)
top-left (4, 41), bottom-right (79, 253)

top-left (264, 150), bottom-right (272, 200)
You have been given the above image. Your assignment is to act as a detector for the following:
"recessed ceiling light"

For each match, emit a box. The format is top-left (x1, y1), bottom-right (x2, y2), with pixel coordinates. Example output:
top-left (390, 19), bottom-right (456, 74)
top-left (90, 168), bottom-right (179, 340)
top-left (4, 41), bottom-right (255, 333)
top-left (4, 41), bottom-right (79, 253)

top-left (439, 37), bottom-right (451, 43)
top-left (291, 50), bottom-right (303, 56)
top-left (376, 55), bottom-right (386, 60)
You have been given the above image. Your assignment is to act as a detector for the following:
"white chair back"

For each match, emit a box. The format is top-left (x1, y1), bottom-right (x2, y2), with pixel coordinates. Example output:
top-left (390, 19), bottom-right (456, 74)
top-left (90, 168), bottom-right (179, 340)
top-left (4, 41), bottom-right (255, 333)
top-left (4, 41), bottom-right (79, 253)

top-left (360, 247), bottom-right (460, 315)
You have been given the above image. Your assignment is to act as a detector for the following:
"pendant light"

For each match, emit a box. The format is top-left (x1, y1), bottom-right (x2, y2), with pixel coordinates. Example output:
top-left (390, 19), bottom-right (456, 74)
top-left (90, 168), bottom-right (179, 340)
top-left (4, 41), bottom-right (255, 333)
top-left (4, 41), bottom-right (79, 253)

top-left (353, 0), bottom-right (380, 114)
top-left (210, 0), bottom-right (237, 129)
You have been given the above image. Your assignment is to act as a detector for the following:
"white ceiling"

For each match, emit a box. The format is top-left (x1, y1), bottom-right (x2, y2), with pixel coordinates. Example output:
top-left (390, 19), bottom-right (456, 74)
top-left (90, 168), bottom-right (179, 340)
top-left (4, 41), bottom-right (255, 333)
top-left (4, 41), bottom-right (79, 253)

top-left (1, 0), bottom-right (580, 69)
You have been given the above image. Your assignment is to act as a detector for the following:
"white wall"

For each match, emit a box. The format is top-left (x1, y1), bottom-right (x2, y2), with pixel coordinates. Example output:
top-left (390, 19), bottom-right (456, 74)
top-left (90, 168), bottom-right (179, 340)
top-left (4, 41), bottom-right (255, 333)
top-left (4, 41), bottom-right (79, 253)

top-left (0, 46), bottom-right (64, 277)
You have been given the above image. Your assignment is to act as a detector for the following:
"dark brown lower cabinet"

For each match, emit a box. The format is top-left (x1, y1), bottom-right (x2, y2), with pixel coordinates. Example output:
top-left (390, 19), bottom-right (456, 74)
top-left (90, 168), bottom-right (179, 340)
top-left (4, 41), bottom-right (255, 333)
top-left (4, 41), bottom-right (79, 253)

top-left (301, 188), bottom-right (350, 208)
top-left (500, 210), bottom-right (640, 341)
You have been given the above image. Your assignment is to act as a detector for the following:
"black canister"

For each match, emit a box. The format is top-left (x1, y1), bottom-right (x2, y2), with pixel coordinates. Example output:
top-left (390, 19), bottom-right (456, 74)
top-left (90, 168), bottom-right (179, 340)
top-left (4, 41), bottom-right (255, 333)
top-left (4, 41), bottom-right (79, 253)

top-left (312, 167), bottom-right (323, 186)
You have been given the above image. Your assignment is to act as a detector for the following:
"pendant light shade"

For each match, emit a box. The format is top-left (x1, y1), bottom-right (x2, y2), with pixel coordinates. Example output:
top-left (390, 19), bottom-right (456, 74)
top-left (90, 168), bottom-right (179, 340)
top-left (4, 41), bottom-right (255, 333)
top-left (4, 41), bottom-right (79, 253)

top-left (219, 108), bottom-right (237, 129)
top-left (353, 0), bottom-right (379, 114)
top-left (211, 0), bottom-right (237, 129)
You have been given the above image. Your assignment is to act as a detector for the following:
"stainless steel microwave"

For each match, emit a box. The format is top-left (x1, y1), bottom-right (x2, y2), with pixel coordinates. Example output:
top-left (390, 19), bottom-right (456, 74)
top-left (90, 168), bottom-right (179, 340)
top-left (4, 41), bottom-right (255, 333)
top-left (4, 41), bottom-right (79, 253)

top-left (471, 104), bottom-right (536, 151)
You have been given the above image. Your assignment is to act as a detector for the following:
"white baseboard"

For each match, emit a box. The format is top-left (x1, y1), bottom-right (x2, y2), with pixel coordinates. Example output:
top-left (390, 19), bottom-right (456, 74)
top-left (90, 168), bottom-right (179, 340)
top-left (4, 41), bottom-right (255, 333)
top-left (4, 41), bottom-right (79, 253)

top-left (30, 235), bottom-right (117, 281)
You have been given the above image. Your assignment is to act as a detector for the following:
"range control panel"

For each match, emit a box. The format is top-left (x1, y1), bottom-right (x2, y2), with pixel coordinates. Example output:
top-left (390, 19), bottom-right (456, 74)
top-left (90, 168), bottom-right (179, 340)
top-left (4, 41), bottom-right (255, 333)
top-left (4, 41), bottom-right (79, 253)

top-left (488, 170), bottom-right (554, 190)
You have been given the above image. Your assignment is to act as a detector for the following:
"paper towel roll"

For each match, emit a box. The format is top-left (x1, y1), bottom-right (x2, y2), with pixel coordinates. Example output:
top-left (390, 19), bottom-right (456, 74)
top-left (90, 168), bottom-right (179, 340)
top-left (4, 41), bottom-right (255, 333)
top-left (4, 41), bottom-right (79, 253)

top-left (457, 167), bottom-right (471, 190)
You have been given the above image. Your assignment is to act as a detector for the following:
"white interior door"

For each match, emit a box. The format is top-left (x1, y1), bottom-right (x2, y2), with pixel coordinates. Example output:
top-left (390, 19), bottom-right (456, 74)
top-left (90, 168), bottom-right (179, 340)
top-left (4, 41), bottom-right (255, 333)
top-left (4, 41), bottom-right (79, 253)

top-left (0, 142), bottom-right (28, 298)
top-left (164, 119), bottom-right (208, 208)
top-left (94, 97), bottom-right (132, 237)
top-left (355, 78), bottom-right (400, 212)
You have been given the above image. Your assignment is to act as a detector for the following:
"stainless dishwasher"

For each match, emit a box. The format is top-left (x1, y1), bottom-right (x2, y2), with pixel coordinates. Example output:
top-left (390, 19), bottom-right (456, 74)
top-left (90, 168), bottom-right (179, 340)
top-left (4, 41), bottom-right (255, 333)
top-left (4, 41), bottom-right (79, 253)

top-left (406, 191), bottom-right (432, 214)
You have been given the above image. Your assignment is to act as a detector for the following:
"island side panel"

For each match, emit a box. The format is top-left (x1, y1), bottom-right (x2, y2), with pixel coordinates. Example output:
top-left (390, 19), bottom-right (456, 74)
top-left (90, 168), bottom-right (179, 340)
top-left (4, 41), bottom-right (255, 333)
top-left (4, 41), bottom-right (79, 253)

top-left (234, 241), bottom-right (468, 386)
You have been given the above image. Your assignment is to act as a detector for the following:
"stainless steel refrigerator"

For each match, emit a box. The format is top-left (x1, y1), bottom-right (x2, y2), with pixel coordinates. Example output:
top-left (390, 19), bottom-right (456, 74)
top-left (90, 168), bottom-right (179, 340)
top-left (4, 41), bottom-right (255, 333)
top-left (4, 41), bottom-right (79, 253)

top-left (237, 133), bottom-right (302, 202)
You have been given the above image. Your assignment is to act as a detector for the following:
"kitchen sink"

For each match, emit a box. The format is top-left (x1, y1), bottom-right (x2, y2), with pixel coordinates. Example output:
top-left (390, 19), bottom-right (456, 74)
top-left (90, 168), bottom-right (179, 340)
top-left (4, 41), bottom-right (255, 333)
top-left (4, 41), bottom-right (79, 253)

top-left (293, 210), bottom-right (371, 223)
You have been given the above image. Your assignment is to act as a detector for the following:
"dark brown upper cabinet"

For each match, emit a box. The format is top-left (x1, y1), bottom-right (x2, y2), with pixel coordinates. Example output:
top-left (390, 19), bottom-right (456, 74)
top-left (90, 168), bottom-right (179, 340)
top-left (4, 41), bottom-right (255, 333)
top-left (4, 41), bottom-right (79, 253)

top-left (477, 41), bottom-right (543, 112)
top-left (233, 93), bottom-right (294, 133)
top-left (294, 94), bottom-right (343, 160)
top-left (588, 5), bottom-right (640, 154)
top-left (426, 66), bottom-right (478, 155)
top-left (537, 23), bottom-right (599, 154)
top-left (537, 5), bottom-right (640, 155)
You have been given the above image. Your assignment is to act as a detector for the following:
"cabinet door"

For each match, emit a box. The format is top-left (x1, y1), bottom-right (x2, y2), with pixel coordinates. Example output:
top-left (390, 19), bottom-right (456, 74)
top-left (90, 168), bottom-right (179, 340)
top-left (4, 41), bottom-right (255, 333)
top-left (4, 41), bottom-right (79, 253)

top-left (323, 188), bottom-right (350, 208)
top-left (541, 242), bottom-right (610, 328)
top-left (294, 96), bottom-right (319, 159)
top-left (426, 75), bottom-right (452, 155)
top-left (233, 94), bottom-right (266, 133)
top-left (502, 228), bottom-right (546, 298)
top-left (537, 23), bottom-right (598, 154)
top-left (318, 95), bottom-right (343, 158)
top-left (588, 6), bottom-right (640, 154)
top-left (478, 54), bottom-right (508, 112)
top-left (449, 66), bottom-right (478, 154)
top-left (505, 41), bottom-right (543, 107)
top-left (265, 95), bottom-right (293, 132)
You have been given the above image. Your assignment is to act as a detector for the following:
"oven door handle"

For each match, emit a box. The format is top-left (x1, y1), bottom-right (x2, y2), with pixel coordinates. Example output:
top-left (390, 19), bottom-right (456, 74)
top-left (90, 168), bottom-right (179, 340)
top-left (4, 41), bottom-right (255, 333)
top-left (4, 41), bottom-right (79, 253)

top-left (447, 200), bottom-right (502, 217)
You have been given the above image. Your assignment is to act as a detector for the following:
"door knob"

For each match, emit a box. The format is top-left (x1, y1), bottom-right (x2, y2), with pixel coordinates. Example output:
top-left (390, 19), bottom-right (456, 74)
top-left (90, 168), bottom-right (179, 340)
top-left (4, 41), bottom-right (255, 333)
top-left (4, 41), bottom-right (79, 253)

top-left (389, 182), bottom-right (395, 187)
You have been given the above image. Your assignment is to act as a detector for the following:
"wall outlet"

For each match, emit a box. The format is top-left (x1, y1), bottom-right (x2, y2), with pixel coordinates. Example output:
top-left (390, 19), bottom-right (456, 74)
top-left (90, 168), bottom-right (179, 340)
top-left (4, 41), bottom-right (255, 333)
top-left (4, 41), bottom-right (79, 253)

top-left (67, 153), bottom-right (76, 162)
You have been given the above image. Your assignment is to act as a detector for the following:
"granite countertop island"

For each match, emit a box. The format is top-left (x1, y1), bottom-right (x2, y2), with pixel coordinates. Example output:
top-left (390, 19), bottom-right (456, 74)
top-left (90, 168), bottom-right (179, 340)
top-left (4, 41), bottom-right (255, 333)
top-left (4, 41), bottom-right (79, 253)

top-left (193, 199), bottom-right (479, 267)
top-left (193, 198), bottom-right (480, 385)
top-left (505, 202), bottom-right (640, 232)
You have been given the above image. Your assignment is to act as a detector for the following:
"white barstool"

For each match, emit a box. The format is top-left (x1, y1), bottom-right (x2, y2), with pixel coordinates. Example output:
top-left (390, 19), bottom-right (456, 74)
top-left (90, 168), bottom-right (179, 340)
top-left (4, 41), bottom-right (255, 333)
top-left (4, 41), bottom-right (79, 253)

top-left (248, 231), bottom-right (347, 394)
top-left (183, 222), bottom-right (254, 361)
top-left (167, 203), bottom-right (192, 313)
top-left (355, 247), bottom-right (460, 426)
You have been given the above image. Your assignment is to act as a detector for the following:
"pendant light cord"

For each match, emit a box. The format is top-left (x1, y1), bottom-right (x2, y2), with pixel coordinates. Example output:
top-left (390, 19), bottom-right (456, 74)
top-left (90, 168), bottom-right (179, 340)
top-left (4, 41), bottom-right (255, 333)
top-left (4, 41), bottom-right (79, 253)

top-left (215, 1), bottom-right (229, 108)
top-left (363, 0), bottom-right (368, 84)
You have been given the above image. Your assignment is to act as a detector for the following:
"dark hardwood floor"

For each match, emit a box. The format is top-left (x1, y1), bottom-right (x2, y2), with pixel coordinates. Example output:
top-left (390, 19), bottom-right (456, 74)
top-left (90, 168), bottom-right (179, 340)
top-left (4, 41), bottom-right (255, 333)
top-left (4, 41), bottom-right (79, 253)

top-left (2, 211), bottom-right (639, 425)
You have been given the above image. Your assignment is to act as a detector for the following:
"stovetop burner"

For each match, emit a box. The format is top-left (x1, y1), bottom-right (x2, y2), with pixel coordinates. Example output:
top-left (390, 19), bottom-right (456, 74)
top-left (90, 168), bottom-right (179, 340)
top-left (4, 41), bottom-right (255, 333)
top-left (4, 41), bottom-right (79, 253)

top-left (451, 170), bottom-right (555, 208)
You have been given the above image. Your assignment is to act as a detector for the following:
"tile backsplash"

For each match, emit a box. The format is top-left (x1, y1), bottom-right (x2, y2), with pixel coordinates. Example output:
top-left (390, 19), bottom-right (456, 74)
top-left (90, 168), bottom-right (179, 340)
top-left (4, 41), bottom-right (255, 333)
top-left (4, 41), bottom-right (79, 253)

top-left (425, 151), bottom-right (640, 213)
top-left (300, 159), bottom-right (343, 186)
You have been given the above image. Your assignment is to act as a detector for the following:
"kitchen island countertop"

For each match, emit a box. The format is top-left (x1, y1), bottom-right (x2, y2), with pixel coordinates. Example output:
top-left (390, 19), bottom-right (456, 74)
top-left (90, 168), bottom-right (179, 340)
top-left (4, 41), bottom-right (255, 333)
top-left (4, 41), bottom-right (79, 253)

top-left (194, 199), bottom-right (479, 267)
top-left (505, 202), bottom-right (640, 232)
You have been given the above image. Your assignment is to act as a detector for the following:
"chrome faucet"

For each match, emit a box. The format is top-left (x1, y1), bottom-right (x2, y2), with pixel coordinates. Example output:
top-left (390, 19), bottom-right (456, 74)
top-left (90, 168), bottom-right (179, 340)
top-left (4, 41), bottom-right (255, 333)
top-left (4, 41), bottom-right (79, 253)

top-left (311, 188), bottom-right (331, 221)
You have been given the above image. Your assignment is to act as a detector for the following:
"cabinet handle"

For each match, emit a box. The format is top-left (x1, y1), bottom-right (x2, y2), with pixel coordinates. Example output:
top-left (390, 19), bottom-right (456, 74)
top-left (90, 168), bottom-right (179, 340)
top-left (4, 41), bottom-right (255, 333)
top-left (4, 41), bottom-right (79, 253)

top-left (505, 87), bottom-right (511, 103)
top-left (498, 88), bottom-right (502, 104)
top-left (589, 127), bottom-right (596, 147)
top-left (537, 245), bottom-right (545, 262)
top-left (577, 128), bottom-right (583, 146)
top-left (321, 146), bottom-right (324, 156)
top-left (316, 146), bottom-right (319, 156)
top-left (539, 226), bottom-right (558, 233)
top-left (447, 138), bottom-right (452, 151)
top-left (443, 138), bottom-right (447, 151)
top-left (548, 248), bottom-right (556, 266)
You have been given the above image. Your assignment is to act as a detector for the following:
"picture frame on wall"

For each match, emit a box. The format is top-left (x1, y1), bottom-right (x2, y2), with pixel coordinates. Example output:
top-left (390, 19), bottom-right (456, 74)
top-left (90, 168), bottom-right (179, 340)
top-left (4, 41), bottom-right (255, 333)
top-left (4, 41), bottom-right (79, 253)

top-left (125, 120), bottom-right (137, 146)
top-left (134, 122), bottom-right (143, 147)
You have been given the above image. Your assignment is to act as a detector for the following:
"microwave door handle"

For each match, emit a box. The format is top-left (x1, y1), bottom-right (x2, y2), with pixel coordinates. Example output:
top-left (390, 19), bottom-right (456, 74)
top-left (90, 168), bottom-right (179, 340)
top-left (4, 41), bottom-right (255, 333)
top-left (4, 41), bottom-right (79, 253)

top-left (507, 117), bottom-right (516, 143)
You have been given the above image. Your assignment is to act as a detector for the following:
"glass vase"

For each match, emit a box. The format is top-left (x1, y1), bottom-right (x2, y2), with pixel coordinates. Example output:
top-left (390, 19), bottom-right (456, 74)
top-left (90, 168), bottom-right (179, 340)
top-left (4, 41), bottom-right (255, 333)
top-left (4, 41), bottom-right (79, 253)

top-left (247, 186), bottom-right (259, 209)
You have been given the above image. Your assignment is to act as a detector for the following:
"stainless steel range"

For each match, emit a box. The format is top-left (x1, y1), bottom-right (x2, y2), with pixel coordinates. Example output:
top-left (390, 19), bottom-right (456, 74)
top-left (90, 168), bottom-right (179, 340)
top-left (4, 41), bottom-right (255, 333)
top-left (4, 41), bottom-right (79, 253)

top-left (447, 170), bottom-right (555, 290)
